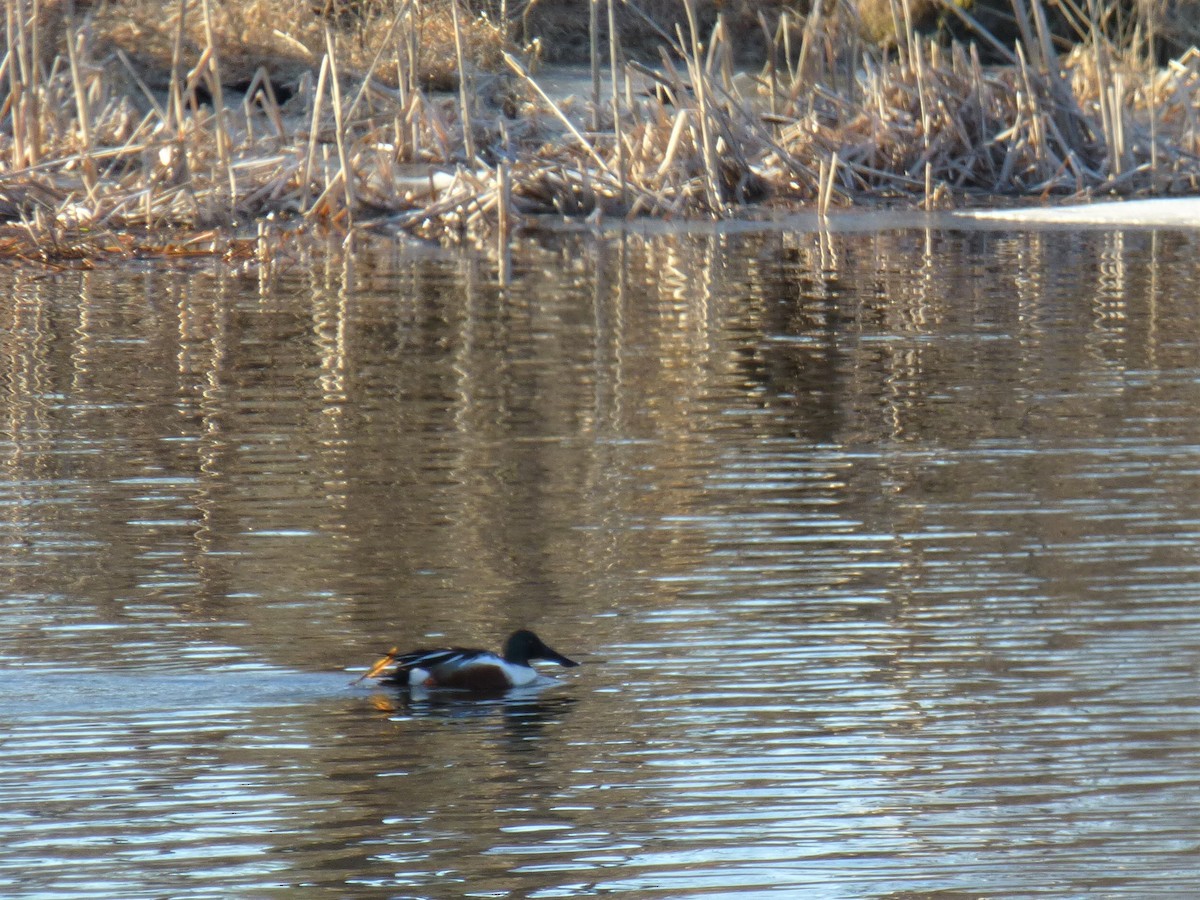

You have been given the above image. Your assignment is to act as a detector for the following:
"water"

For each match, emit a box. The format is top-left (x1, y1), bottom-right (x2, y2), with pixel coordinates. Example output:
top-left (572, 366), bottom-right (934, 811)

top-left (3, 224), bottom-right (1200, 897)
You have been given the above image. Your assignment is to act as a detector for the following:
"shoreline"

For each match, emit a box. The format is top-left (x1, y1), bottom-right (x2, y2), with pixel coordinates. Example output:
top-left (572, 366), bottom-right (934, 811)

top-left (7, 194), bottom-right (1200, 273)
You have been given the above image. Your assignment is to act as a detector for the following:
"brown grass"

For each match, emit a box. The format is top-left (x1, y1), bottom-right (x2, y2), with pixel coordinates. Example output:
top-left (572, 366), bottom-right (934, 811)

top-left (2, 0), bottom-right (1200, 261)
top-left (88, 0), bottom-right (507, 90)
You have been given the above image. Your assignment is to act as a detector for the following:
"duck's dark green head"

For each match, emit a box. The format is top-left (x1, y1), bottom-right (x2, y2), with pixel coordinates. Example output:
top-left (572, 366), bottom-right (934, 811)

top-left (504, 629), bottom-right (579, 668)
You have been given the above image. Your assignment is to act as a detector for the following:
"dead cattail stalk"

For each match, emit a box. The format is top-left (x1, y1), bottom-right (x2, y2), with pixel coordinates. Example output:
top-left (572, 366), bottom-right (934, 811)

top-left (819, 152), bottom-right (839, 219)
top-left (6, 0), bottom-right (30, 168)
top-left (656, 109), bottom-right (689, 181)
top-left (65, 26), bottom-right (98, 201)
top-left (168, 0), bottom-right (188, 132)
top-left (681, 0), bottom-right (721, 213)
top-left (199, 0), bottom-right (237, 208)
top-left (449, 0), bottom-right (476, 165)
top-left (323, 26), bottom-right (355, 220)
top-left (912, 38), bottom-right (931, 157)
top-left (890, 0), bottom-right (908, 69)
top-left (589, 0), bottom-right (601, 133)
top-left (607, 0), bottom-right (627, 210)
top-left (758, 12), bottom-right (779, 132)
top-left (791, 0), bottom-right (826, 113)
top-left (497, 158), bottom-right (512, 285)
top-left (302, 53), bottom-right (331, 213)
top-left (21, 0), bottom-right (43, 167)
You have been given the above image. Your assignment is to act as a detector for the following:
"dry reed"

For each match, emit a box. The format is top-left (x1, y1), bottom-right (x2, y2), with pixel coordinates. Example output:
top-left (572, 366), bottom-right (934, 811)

top-left (2, 0), bottom-right (1200, 261)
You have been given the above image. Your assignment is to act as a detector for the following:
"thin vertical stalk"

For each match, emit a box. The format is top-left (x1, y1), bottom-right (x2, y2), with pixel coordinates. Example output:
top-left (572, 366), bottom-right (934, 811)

top-left (912, 37), bottom-right (931, 157)
top-left (66, 26), bottom-right (97, 198)
top-left (302, 53), bottom-right (330, 213)
top-left (168, 0), bottom-right (188, 132)
top-left (345, 1), bottom-right (408, 123)
top-left (589, 0), bottom-right (601, 132)
top-left (607, 0), bottom-right (626, 210)
top-left (758, 11), bottom-right (778, 135)
top-left (6, 0), bottom-right (28, 168)
top-left (324, 26), bottom-right (355, 220)
top-left (27, 0), bottom-right (42, 164)
top-left (1110, 74), bottom-right (1126, 176)
top-left (782, 10), bottom-right (794, 83)
top-left (10, 0), bottom-right (35, 167)
top-left (407, 0), bottom-right (419, 98)
top-left (1145, 5), bottom-right (1158, 187)
top-left (450, 0), bottom-right (475, 164)
top-left (792, 1), bottom-right (824, 114)
top-left (888, 0), bottom-right (907, 69)
top-left (819, 152), bottom-right (838, 219)
top-left (681, 0), bottom-right (720, 212)
top-left (497, 161), bottom-right (512, 285)
top-left (199, 0), bottom-right (236, 207)
top-left (406, 0), bottom-right (419, 155)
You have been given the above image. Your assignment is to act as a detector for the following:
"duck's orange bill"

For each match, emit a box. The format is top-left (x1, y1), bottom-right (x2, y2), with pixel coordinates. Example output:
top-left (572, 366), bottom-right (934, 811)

top-left (350, 647), bottom-right (400, 685)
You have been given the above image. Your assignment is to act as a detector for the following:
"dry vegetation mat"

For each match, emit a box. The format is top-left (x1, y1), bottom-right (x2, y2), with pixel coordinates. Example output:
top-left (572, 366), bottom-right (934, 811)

top-left (2, 0), bottom-right (1200, 264)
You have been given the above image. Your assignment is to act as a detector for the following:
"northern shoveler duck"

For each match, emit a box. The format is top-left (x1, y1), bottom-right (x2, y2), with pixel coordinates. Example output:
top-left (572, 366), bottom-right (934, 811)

top-left (357, 629), bottom-right (580, 691)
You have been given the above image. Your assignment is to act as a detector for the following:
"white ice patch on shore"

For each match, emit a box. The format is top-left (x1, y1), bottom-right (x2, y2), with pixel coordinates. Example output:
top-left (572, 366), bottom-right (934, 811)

top-left (955, 198), bottom-right (1200, 227)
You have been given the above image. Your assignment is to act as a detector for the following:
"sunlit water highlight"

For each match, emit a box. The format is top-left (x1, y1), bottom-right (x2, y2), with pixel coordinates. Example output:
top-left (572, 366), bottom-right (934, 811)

top-left (3, 226), bottom-right (1200, 897)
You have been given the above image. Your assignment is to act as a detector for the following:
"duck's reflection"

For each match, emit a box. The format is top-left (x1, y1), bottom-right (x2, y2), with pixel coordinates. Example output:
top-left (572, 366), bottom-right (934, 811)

top-left (364, 681), bottom-right (579, 746)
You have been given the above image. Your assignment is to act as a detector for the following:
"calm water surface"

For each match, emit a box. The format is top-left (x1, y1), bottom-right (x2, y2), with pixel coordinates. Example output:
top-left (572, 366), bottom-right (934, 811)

top-left (3, 225), bottom-right (1200, 897)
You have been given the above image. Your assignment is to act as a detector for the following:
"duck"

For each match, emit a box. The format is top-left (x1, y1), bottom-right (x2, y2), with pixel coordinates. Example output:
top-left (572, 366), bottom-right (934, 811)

top-left (357, 629), bottom-right (579, 691)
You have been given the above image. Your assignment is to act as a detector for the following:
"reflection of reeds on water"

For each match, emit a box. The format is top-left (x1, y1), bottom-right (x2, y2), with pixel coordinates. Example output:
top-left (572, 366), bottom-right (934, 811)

top-left (3, 0), bottom-right (1200, 260)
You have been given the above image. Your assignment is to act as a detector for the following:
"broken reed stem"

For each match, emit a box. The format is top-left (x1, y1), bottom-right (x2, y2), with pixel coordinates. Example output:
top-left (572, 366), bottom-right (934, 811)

top-left (344, 2), bottom-right (409, 124)
top-left (503, 51), bottom-right (621, 183)
top-left (118, 48), bottom-right (168, 119)
top-left (819, 152), bottom-right (839, 219)
top-left (1110, 73), bottom-right (1126, 176)
top-left (450, 0), bottom-right (476, 164)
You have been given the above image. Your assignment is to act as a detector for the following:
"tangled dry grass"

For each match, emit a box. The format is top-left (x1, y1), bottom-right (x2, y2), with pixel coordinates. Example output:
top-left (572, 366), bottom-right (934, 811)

top-left (3, 0), bottom-right (1200, 263)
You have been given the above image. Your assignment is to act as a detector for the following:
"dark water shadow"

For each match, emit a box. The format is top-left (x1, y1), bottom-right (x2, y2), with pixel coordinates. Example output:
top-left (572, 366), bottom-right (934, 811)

top-left (359, 681), bottom-right (580, 743)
